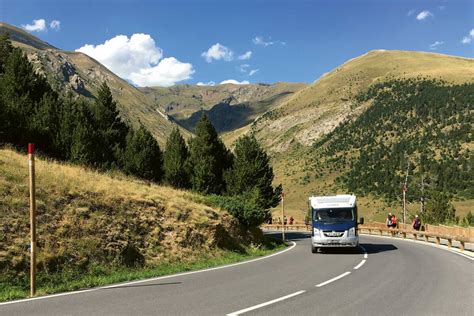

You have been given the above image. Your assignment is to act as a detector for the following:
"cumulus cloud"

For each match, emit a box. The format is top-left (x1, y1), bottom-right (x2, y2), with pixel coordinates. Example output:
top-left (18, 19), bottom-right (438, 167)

top-left (238, 51), bottom-right (252, 60)
top-left (76, 33), bottom-right (194, 87)
top-left (249, 69), bottom-right (259, 76)
top-left (220, 79), bottom-right (250, 85)
top-left (461, 29), bottom-right (474, 44)
top-left (416, 10), bottom-right (433, 20)
top-left (429, 41), bottom-right (444, 50)
top-left (50, 20), bottom-right (61, 30)
top-left (197, 81), bottom-right (216, 86)
top-left (201, 43), bottom-right (234, 62)
top-left (253, 36), bottom-right (285, 47)
top-left (22, 19), bottom-right (46, 32)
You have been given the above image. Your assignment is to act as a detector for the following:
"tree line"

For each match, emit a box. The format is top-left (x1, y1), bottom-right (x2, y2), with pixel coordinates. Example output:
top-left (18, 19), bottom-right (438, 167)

top-left (0, 33), bottom-right (281, 227)
top-left (309, 78), bottom-right (473, 225)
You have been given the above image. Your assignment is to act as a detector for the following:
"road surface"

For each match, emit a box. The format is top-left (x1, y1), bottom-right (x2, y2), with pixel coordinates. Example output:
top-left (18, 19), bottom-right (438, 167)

top-left (1, 233), bottom-right (473, 315)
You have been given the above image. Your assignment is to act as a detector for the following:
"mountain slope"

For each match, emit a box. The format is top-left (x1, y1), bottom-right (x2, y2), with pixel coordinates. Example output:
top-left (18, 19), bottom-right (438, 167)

top-left (0, 22), bottom-right (187, 146)
top-left (251, 50), bottom-right (474, 152)
top-left (141, 82), bottom-right (305, 134)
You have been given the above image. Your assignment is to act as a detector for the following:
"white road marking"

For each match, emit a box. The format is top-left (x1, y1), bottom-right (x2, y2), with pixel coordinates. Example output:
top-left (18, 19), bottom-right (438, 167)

top-left (316, 271), bottom-right (351, 287)
top-left (353, 259), bottom-right (366, 270)
top-left (0, 242), bottom-right (297, 306)
top-left (226, 290), bottom-right (306, 316)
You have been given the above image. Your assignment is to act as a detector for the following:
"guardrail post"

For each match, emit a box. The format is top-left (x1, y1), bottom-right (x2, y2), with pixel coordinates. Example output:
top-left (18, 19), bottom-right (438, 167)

top-left (460, 241), bottom-right (465, 252)
top-left (402, 232), bottom-right (406, 239)
top-left (379, 229), bottom-right (383, 236)
top-left (424, 235), bottom-right (428, 242)
top-left (435, 237), bottom-right (440, 245)
top-left (413, 234), bottom-right (417, 241)
top-left (447, 239), bottom-right (452, 248)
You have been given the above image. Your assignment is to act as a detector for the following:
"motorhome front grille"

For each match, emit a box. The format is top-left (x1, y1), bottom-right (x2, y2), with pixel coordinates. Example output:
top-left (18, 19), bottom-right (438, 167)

top-left (323, 231), bottom-right (345, 237)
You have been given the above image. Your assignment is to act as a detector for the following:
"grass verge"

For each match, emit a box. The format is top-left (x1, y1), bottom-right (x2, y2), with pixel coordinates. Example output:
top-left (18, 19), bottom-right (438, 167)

top-left (0, 240), bottom-right (286, 302)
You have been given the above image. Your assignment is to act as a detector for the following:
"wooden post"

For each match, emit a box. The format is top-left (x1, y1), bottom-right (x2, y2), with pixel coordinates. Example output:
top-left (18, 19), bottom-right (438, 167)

top-left (460, 241), bottom-right (465, 252)
top-left (281, 192), bottom-right (285, 242)
top-left (435, 237), bottom-right (440, 245)
top-left (447, 239), bottom-right (452, 248)
top-left (28, 143), bottom-right (36, 297)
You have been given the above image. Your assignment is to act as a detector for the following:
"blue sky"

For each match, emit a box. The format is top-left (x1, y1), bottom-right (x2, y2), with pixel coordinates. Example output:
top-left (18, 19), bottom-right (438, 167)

top-left (1, 0), bottom-right (473, 87)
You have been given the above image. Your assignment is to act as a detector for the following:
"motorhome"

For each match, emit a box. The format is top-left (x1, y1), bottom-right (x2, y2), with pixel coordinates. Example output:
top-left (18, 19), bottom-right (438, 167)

top-left (309, 195), bottom-right (364, 253)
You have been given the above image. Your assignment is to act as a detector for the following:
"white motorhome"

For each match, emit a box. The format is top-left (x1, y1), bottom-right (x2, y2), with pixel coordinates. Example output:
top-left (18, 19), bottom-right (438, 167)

top-left (309, 195), bottom-right (364, 253)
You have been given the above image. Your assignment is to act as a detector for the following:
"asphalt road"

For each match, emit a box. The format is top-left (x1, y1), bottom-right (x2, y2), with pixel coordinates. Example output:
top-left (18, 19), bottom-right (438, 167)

top-left (1, 233), bottom-right (473, 316)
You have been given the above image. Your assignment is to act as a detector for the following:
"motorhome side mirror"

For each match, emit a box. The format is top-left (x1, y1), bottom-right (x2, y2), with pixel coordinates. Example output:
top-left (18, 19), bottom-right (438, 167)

top-left (359, 217), bottom-right (364, 225)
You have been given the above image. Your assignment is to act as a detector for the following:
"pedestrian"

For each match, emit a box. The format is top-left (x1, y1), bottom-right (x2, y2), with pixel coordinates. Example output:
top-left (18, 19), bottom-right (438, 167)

top-left (284, 216), bottom-right (288, 225)
top-left (412, 215), bottom-right (421, 231)
top-left (289, 216), bottom-right (294, 225)
top-left (391, 214), bottom-right (398, 228)
top-left (386, 213), bottom-right (393, 228)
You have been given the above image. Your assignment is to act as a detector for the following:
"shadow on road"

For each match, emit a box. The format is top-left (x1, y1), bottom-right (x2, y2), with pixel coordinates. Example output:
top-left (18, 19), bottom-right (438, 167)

top-left (103, 282), bottom-right (182, 290)
top-left (264, 231), bottom-right (310, 242)
top-left (360, 243), bottom-right (398, 254)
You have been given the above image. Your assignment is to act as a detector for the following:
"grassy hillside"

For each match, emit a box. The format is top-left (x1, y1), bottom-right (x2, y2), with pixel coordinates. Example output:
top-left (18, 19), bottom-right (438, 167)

top-left (0, 22), bottom-right (189, 146)
top-left (0, 148), bottom-right (279, 300)
top-left (252, 50), bottom-right (474, 152)
top-left (270, 79), bottom-right (473, 223)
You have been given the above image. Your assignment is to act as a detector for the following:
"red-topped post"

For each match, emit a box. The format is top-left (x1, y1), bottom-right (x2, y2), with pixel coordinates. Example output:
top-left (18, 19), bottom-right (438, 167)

top-left (281, 192), bottom-right (285, 242)
top-left (28, 143), bottom-right (36, 297)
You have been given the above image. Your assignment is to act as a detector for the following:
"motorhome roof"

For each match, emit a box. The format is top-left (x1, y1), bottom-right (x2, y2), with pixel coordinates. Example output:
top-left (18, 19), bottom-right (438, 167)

top-left (309, 195), bottom-right (356, 208)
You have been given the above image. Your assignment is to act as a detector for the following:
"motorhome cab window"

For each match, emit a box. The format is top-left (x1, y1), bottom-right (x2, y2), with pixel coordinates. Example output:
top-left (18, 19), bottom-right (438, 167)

top-left (313, 208), bottom-right (355, 222)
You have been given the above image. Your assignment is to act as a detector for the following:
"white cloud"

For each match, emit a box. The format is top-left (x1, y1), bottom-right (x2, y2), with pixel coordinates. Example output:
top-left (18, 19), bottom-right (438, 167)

top-left (249, 69), bottom-right (259, 76)
top-left (237, 64), bottom-right (250, 73)
top-left (253, 36), bottom-right (285, 47)
top-left (416, 10), bottom-right (433, 20)
top-left (429, 41), bottom-right (444, 50)
top-left (220, 79), bottom-right (250, 85)
top-left (76, 33), bottom-right (194, 87)
top-left (238, 51), bottom-right (252, 60)
top-left (461, 29), bottom-right (474, 44)
top-left (407, 9), bottom-right (415, 16)
top-left (50, 20), bottom-right (61, 30)
top-left (22, 19), bottom-right (46, 32)
top-left (197, 81), bottom-right (216, 86)
top-left (201, 43), bottom-right (234, 62)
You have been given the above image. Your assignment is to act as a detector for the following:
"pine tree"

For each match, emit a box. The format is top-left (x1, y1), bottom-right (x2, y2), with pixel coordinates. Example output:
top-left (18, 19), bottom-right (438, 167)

top-left (226, 134), bottom-right (282, 209)
top-left (163, 127), bottom-right (190, 188)
top-left (93, 81), bottom-right (129, 167)
top-left (123, 126), bottom-right (163, 182)
top-left (188, 114), bottom-right (231, 194)
top-left (0, 32), bottom-right (14, 74)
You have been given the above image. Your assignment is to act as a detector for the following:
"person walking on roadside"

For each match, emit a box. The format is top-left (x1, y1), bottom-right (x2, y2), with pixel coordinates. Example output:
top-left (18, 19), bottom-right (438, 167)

top-left (386, 213), bottom-right (393, 228)
top-left (412, 215), bottom-right (421, 231)
top-left (289, 216), bottom-right (294, 225)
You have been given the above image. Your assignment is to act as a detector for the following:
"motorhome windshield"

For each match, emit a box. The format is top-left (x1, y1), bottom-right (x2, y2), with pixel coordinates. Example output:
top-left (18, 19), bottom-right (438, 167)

top-left (313, 207), bottom-right (355, 222)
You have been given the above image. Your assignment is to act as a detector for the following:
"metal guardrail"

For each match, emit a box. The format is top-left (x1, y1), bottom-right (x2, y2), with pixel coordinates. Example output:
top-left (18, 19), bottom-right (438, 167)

top-left (360, 226), bottom-right (471, 252)
top-left (261, 223), bottom-right (473, 252)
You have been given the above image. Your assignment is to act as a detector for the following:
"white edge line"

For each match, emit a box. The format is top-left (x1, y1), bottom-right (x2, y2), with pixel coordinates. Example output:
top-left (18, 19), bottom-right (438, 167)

top-left (360, 233), bottom-right (474, 261)
top-left (0, 241), bottom-right (297, 306)
top-left (226, 290), bottom-right (306, 316)
top-left (316, 271), bottom-right (351, 287)
top-left (353, 259), bottom-right (366, 270)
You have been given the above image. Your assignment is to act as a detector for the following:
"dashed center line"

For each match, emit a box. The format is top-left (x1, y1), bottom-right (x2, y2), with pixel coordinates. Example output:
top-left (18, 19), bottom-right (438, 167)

top-left (227, 245), bottom-right (369, 314)
top-left (354, 259), bottom-right (366, 269)
top-left (315, 271), bottom-right (351, 287)
top-left (226, 290), bottom-right (306, 316)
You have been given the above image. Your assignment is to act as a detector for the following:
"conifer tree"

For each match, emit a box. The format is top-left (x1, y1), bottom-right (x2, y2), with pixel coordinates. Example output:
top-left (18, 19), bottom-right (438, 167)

top-left (188, 114), bottom-right (232, 194)
top-left (93, 81), bottom-right (129, 167)
top-left (163, 127), bottom-right (190, 188)
top-left (226, 134), bottom-right (282, 209)
top-left (123, 126), bottom-right (163, 182)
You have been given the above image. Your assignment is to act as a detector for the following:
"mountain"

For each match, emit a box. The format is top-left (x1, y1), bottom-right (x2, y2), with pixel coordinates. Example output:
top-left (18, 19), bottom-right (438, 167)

top-left (0, 22), bottom-right (186, 146)
top-left (250, 50), bottom-right (474, 152)
top-left (141, 82), bottom-right (305, 134)
top-left (259, 51), bottom-right (473, 221)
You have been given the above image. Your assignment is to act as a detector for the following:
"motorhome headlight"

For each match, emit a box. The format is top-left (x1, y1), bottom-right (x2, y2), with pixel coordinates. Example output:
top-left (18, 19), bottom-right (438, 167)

top-left (348, 227), bottom-right (356, 237)
top-left (313, 228), bottom-right (321, 237)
